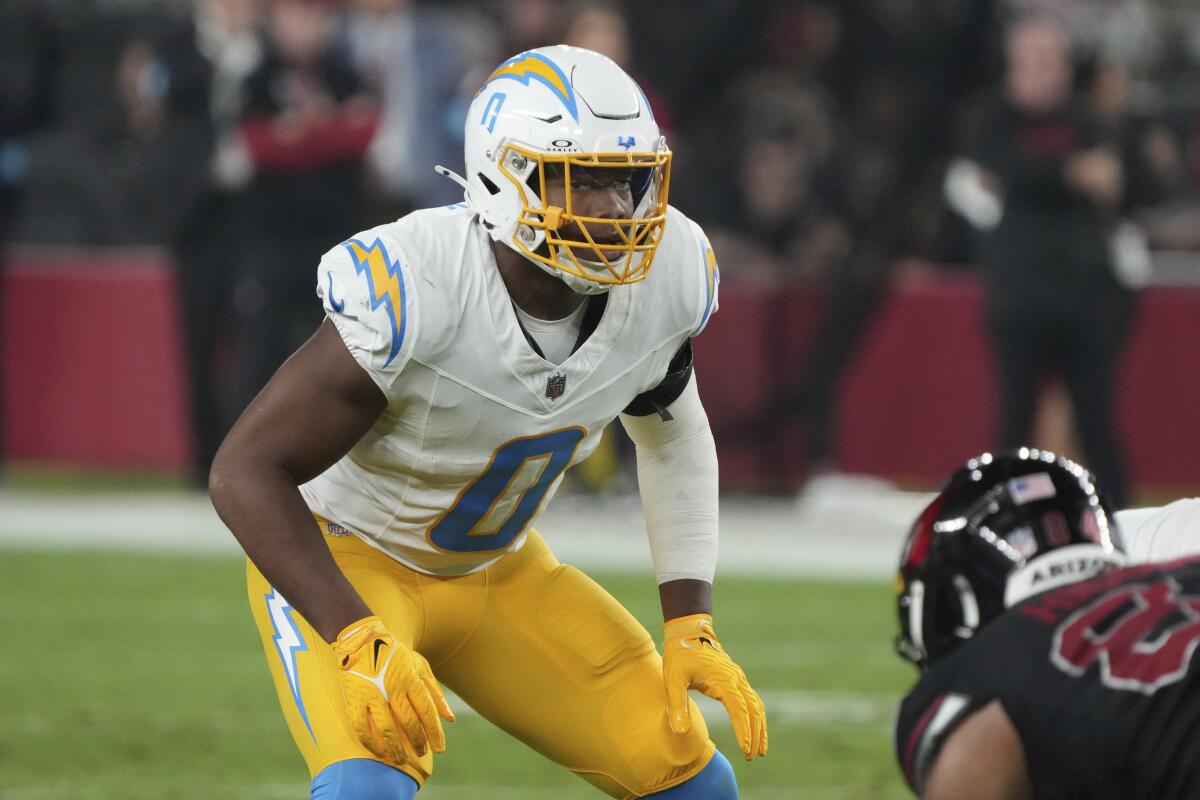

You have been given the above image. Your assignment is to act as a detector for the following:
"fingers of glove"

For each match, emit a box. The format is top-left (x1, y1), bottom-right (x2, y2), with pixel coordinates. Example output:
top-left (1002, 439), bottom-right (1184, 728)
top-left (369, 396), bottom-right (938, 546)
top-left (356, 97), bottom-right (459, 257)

top-left (348, 710), bottom-right (383, 760)
top-left (742, 680), bottom-right (766, 760)
top-left (406, 681), bottom-right (448, 754)
top-left (389, 694), bottom-right (430, 757)
top-left (412, 653), bottom-right (456, 724)
top-left (341, 681), bottom-right (386, 761)
top-left (725, 667), bottom-right (763, 761)
top-left (368, 699), bottom-right (407, 765)
top-left (706, 678), bottom-right (753, 759)
top-left (421, 674), bottom-right (456, 724)
top-left (759, 711), bottom-right (769, 757)
top-left (750, 682), bottom-right (769, 757)
top-left (663, 665), bottom-right (693, 735)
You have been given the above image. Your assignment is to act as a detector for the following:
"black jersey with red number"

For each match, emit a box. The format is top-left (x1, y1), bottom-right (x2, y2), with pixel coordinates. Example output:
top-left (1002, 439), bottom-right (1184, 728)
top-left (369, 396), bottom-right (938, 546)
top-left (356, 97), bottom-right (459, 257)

top-left (895, 557), bottom-right (1200, 798)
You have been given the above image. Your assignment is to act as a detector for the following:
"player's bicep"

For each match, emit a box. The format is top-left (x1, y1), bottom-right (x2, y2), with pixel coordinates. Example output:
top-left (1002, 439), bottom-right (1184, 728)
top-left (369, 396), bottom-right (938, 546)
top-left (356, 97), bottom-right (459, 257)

top-left (687, 219), bottom-right (719, 336)
top-left (923, 701), bottom-right (1032, 800)
top-left (320, 234), bottom-right (420, 392)
top-left (221, 319), bottom-right (388, 484)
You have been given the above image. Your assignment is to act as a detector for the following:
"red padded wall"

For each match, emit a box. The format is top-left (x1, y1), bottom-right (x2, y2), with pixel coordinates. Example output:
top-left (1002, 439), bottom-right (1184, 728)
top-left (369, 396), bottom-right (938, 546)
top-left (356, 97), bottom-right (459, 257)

top-left (2, 248), bottom-right (193, 469)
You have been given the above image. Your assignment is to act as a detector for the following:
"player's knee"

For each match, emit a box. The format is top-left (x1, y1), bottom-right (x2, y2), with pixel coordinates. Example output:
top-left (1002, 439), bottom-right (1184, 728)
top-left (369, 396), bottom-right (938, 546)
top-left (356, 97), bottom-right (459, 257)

top-left (646, 750), bottom-right (738, 799)
top-left (311, 759), bottom-right (419, 799)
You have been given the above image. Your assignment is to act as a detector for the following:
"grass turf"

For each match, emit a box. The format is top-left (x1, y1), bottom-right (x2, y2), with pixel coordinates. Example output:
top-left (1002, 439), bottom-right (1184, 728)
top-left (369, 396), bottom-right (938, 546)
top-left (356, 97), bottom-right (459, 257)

top-left (0, 548), bottom-right (913, 799)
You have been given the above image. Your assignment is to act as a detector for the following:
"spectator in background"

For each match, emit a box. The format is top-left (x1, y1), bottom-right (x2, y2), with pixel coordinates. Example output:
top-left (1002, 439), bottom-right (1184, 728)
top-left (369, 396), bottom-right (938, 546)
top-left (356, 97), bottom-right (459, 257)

top-left (974, 14), bottom-right (1133, 506)
top-left (498, 0), bottom-right (564, 58)
top-left (735, 0), bottom-right (997, 488)
top-left (1005, 0), bottom-right (1165, 73)
top-left (159, 0), bottom-right (263, 484)
top-left (10, 2), bottom-right (172, 245)
top-left (564, 2), bottom-right (629, 66)
top-left (1082, 56), bottom-right (1200, 252)
top-left (704, 77), bottom-right (843, 280)
top-left (345, 0), bottom-right (468, 219)
top-left (234, 0), bottom-right (378, 416)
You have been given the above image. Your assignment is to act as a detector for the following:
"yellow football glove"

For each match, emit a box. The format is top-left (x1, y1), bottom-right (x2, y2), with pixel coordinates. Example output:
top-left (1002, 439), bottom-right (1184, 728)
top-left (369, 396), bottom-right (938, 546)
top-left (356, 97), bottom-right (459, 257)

top-left (663, 614), bottom-right (768, 760)
top-left (332, 616), bottom-right (455, 765)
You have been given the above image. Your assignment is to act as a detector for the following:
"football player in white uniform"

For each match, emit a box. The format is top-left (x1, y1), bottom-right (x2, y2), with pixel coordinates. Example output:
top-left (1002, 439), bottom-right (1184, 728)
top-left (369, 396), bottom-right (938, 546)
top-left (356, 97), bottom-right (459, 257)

top-left (209, 46), bottom-right (766, 799)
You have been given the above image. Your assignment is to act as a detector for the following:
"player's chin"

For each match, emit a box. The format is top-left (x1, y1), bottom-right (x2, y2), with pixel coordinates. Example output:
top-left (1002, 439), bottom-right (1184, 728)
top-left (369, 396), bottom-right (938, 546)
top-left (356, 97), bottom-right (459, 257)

top-left (563, 240), bottom-right (629, 266)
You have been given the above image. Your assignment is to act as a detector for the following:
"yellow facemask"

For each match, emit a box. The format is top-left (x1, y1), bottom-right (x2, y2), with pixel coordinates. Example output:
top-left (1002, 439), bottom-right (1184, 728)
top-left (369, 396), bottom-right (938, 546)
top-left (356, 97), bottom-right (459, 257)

top-left (495, 143), bottom-right (673, 287)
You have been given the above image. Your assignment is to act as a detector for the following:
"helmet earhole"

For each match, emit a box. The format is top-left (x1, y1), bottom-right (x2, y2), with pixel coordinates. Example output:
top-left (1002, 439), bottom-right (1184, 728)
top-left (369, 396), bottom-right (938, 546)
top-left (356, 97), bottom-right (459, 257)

top-left (478, 173), bottom-right (501, 196)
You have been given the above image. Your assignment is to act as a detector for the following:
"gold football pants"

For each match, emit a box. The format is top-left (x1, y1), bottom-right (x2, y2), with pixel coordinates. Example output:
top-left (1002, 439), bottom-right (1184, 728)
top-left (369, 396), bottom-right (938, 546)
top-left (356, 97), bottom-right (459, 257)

top-left (247, 520), bottom-right (715, 798)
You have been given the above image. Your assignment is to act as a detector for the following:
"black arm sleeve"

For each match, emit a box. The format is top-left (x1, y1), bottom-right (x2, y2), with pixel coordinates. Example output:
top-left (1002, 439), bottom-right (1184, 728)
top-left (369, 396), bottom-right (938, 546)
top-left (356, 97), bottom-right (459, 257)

top-left (622, 340), bottom-right (694, 418)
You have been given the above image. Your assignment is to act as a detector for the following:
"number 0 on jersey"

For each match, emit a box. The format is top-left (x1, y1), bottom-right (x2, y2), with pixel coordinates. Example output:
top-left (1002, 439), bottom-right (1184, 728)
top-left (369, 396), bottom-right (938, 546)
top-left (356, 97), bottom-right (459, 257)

top-left (427, 427), bottom-right (587, 552)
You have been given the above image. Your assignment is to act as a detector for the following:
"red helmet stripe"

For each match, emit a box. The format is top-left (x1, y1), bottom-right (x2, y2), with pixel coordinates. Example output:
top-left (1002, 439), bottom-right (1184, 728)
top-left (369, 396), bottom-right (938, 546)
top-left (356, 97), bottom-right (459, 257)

top-left (905, 495), bottom-right (947, 568)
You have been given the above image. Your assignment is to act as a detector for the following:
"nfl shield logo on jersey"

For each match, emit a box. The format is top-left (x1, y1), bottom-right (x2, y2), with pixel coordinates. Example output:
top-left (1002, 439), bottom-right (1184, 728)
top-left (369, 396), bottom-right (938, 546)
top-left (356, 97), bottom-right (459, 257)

top-left (545, 374), bottom-right (567, 400)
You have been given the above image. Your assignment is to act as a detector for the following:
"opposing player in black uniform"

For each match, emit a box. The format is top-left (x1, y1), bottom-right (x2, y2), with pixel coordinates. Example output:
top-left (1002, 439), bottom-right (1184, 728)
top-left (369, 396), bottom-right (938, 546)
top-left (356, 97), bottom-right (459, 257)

top-left (893, 450), bottom-right (1200, 799)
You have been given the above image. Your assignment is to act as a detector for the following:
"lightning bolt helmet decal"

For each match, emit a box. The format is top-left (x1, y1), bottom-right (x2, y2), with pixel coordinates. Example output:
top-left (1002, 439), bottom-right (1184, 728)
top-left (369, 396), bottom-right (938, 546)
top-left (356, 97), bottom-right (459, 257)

top-left (482, 51), bottom-right (579, 122)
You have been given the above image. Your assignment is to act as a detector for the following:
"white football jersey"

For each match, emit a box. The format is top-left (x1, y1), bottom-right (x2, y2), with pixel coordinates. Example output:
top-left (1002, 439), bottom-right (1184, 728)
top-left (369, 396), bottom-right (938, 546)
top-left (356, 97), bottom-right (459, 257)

top-left (300, 204), bottom-right (719, 575)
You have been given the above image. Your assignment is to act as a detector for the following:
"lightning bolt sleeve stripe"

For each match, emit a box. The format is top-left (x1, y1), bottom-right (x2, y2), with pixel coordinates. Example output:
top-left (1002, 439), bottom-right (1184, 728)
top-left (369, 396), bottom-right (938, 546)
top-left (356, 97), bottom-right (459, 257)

top-left (698, 245), bottom-right (719, 333)
top-left (343, 238), bottom-right (409, 367)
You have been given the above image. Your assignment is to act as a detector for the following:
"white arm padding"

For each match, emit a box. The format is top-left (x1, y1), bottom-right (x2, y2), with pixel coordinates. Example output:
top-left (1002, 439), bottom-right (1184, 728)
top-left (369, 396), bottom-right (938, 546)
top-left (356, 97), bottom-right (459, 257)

top-left (619, 373), bottom-right (718, 585)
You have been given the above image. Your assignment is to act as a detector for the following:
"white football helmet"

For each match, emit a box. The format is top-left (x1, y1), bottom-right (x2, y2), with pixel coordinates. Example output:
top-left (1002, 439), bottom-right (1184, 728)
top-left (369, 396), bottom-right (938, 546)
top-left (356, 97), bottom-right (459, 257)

top-left (440, 45), bottom-right (671, 294)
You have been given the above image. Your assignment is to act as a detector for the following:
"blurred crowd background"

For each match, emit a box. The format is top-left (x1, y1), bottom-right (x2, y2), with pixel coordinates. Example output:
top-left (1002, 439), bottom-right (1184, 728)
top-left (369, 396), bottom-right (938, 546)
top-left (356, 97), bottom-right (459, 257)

top-left (3, 0), bottom-right (1200, 502)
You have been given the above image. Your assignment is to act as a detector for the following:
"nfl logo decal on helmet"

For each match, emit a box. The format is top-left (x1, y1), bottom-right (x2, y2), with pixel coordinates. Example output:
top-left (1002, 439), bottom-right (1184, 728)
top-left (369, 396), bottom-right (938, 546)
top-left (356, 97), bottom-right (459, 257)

top-left (545, 374), bottom-right (567, 400)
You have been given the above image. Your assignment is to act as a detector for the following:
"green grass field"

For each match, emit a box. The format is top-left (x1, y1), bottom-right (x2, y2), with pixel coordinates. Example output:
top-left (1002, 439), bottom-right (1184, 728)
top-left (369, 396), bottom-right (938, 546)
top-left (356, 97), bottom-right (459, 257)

top-left (0, 548), bottom-right (914, 799)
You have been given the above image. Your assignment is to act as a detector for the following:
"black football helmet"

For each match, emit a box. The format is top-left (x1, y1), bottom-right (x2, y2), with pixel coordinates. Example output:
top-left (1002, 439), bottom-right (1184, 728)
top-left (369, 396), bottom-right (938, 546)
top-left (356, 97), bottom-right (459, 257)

top-left (895, 449), bottom-right (1125, 670)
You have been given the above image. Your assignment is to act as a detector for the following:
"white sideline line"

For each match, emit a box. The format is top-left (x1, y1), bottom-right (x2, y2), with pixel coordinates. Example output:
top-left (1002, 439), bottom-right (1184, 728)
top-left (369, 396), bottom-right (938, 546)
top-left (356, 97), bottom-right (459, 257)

top-left (447, 688), bottom-right (898, 727)
top-left (4, 689), bottom-right (898, 734)
top-left (0, 483), bottom-right (928, 579)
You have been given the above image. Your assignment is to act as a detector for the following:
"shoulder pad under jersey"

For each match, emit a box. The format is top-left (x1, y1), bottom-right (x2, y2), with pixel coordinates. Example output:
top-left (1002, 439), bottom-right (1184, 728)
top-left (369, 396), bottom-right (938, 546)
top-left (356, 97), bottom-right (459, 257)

top-left (317, 229), bottom-right (420, 392)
